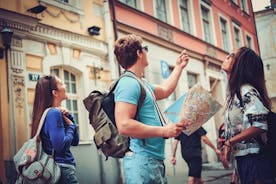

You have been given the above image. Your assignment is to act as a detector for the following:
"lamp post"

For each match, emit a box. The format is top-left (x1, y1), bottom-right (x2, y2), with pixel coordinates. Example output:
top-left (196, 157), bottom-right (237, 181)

top-left (1, 27), bottom-right (13, 100)
top-left (1, 26), bottom-right (15, 184)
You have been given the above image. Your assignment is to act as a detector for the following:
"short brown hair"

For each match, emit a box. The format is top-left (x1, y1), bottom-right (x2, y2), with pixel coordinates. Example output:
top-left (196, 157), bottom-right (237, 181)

top-left (114, 34), bottom-right (143, 69)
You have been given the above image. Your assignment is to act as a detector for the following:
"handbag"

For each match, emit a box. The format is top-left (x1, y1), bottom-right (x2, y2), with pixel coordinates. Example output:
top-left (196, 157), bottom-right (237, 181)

top-left (13, 108), bottom-right (61, 184)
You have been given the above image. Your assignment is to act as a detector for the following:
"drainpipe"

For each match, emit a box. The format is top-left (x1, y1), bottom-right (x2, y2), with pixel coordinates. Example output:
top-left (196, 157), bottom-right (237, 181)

top-left (103, 0), bottom-right (118, 80)
top-left (109, 0), bottom-right (121, 75)
top-left (103, 2), bottom-right (122, 184)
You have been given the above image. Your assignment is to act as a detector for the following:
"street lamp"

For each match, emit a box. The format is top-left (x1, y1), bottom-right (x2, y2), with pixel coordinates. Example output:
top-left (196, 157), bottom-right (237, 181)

top-left (0, 27), bottom-right (13, 59)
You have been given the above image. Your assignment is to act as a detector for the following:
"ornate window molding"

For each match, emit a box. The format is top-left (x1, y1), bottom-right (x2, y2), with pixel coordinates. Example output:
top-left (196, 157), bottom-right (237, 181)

top-left (40, 0), bottom-right (84, 15)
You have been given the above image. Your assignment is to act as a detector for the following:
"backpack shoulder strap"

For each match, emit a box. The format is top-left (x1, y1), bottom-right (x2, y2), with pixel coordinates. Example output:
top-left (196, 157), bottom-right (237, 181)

top-left (109, 71), bottom-right (146, 112)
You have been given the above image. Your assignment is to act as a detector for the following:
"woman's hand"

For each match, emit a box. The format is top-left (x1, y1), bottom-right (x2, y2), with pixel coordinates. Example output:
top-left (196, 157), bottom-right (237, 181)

top-left (57, 106), bottom-right (70, 116)
top-left (221, 141), bottom-right (231, 169)
top-left (63, 115), bottom-right (74, 126)
top-left (56, 106), bottom-right (73, 126)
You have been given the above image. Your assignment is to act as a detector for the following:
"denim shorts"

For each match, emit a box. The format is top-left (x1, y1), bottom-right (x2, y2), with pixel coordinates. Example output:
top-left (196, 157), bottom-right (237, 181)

top-left (57, 163), bottom-right (79, 184)
top-left (123, 151), bottom-right (167, 184)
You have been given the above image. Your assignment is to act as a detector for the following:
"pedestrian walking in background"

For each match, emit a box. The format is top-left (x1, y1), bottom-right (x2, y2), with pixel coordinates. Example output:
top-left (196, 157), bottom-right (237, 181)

top-left (221, 47), bottom-right (276, 184)
top-left (171, 127), bottom-right (221, 184)
top-left (113, 34), bottom-right (189, 184)
top-left (31, 75), bottom-right (79, 184)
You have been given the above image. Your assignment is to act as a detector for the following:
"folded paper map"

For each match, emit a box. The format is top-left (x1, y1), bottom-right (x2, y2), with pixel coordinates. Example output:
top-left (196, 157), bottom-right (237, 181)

top-left (164, 84), bottom-right (222, 135)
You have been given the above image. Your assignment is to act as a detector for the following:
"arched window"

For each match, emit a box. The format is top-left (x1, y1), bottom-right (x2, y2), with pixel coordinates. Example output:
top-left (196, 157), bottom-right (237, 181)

top-left (51, 68), bottom-right (79, 127)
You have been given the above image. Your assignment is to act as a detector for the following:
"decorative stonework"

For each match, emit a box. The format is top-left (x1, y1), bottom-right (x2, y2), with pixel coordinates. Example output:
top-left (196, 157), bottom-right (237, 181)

top-left (32, 25), bottom-right (108, 55)
top-left (9, 50), bottom-right (25, 74)
top-left (12, 75), bottom-right (25, 110)
top-left (12, 38), bottom-right (23, 48)
top-left (206, 45), bottom-right (217, 58)
top-left (157, 24), bottom-right (174, 42)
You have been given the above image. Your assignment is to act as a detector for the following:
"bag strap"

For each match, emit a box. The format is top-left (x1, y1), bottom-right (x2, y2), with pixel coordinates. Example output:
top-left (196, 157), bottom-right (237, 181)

top-left (142, 82), bottom-right (167, 126)
top-left (108, 71), bottom-right (146, 115)
top-left (34, 108), bottom-right (51, 139)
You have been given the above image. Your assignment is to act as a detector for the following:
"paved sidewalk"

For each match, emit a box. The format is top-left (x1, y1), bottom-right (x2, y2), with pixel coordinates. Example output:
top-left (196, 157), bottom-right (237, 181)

top-left (167, 162), bottom-right (233, 184)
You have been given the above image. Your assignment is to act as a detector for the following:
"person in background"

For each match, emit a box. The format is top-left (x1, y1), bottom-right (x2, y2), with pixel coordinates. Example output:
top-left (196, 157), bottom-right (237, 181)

top-left (171, 127), bottom-right (221, 184)
top-left (113, 34), bottom-right (189, 183)
top-left (221, 47), bottom-right (275, 184)
top-left (31, 75), bottom-right (79, 184)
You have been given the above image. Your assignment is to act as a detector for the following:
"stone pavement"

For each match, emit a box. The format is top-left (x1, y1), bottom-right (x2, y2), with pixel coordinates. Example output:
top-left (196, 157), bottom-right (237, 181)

top-left (167, 162), bottom-right (233, 184)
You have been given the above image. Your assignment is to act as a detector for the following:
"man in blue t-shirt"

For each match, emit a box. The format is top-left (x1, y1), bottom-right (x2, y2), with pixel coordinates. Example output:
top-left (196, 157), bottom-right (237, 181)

top-left (171, 127), bottom-right (221, 184)
top-left (113, 34), bottom-right (189, 183)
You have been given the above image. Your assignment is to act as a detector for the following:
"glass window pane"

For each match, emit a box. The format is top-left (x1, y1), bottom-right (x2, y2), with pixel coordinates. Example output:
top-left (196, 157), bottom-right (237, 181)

top-left (74, 113), bottom-right (79, 125)
top-left (71, 83), bottom-right (76, 93)
top-left (64, 70), bottom-right (69, 80)
top-left (156, 0), bottom-right (167, 22)
top-left (66, 100), bottom-right (71, 110)
top-left (71, 73), bottom-right (75, 81)
top-left (73, 100), bottom-right (78, 111)
top-left (188, 73), bottom-right (197, 89)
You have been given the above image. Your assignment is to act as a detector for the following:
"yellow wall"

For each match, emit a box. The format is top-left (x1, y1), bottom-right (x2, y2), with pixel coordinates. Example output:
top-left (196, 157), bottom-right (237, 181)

top-left (0, 0), bottom-right (106, 41)
top-left (0, 52), bottom-right (10, 183)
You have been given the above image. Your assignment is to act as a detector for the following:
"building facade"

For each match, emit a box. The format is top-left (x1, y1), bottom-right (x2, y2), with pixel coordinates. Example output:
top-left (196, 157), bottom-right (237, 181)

top-left (112, 0), bottom-right (258, 177)
top-left (255, 0), bottom-right (276, 111)
top-left (0, 0), bottom-right (259, 183)
top-left (0, 0), bottom-right (121, 183)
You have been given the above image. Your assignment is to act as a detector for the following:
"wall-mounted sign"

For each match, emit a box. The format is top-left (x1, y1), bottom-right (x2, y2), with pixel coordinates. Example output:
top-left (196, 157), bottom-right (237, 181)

top-left (160, 60), bottom-right (170, 79)
top-left (29, 73), bottom-right (40, 81)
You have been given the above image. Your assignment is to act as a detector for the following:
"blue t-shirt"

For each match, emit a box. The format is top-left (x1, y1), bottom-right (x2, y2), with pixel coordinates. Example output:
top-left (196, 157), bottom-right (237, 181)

top-left (114, 75), bottom-right (165, 160)
top-left (40, 108), bottom-right (79, 166)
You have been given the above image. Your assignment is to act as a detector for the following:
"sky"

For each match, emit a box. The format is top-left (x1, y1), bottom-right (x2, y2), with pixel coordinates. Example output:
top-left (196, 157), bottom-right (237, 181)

top-left (251, 0), bottom-right (271, 12)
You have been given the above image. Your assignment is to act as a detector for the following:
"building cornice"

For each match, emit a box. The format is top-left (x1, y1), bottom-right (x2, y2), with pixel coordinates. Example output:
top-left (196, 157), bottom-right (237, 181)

top-left (0, 8), bottom-right (40, 31)
top-left (31, 24), bottom-right (108, 57)
top-left (0, 8), bottom-right (107, 58)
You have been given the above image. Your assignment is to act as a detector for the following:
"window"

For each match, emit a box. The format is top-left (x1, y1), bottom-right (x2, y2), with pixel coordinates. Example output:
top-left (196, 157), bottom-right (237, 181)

top-left (246, 35), bottom-right (252, 49)
top-left (231, 0), bottom-right (238, 5)
top-left (201, 6), bottom-right (211, 43)
top-left (234, 27), bottom-right (241, 49)
top-left (179, 0), bottom-right (190, 33)
top-left (155, 0), bottom-right (167, 22)
top-left (119, 0), bottom-right (137, 8)
top-left (51, 69), bottom-right (79, 126)
top-left (58, 0), bottom-right (69, 3)
top-left (168, 66), bottom-right (176, 101)
top-left (240, 0), bottom-right (249, 13)
top-left (40, 0), bottom-right (83, 15)
top-left (220, 18), bottom-right (229, 51)
top-left (187, 72), bottom-right (198, 89)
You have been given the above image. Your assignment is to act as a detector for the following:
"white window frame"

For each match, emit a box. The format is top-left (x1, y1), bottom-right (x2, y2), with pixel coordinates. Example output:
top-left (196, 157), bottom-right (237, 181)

top-left (240, 0), bottom-right (249, 14)
top-left (199, 1), bottom-right (217, 45)
top-left (232, 23), bottom-right (243, 49)
top-left (178, 0), bottom-right (190, 33)
top-left (153, 0), bottom-right (173, 24)
top-left (218, 14), bottom-right (232, 52)
top-left (187, 72), bottom-right (198, 89)
top-left (119, 0), bottom-right (143, 10)
top-left (40, 0), bottom-right (84, 15)
top-left (51, 68), bottom-right (82, 134)
top-left (245, 31), bottom-right (254, 50)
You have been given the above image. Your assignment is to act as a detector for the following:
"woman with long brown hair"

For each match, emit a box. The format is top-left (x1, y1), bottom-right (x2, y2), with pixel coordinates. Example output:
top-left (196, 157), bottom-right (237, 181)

top-left (221, 47), bottom-right (275, 184)
top-left (31, 75), bottom-right (79, 184)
